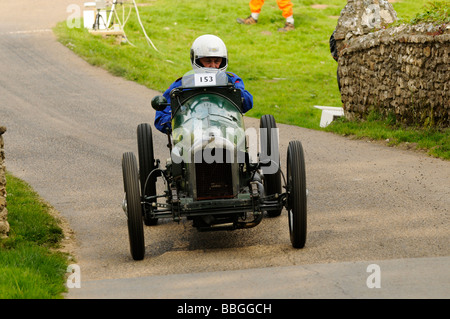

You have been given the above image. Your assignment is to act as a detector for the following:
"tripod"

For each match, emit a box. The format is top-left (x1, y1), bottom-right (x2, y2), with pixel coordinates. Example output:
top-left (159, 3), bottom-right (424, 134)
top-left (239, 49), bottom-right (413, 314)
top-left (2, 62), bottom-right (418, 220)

top-left (93, 11), bottom-right (107, 30)
top-left (92, 0), bottom-right (110, 30)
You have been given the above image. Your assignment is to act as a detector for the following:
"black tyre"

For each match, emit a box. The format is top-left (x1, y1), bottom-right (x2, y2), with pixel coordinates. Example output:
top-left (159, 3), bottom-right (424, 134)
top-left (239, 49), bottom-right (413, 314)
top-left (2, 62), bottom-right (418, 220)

top-left (287, 141), bottom-right (307, 248)
top-left (122, 152), bottom-right (145, 260)
top-left (137, 123), bottom-right (157, 226)
top-left (260, 114), bottom-right (282, 217)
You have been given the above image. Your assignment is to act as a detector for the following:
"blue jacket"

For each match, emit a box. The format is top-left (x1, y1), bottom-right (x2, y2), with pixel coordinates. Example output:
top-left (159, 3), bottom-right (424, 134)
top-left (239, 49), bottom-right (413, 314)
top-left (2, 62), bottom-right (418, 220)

top-left (154, 72), bottom-right (253, 133)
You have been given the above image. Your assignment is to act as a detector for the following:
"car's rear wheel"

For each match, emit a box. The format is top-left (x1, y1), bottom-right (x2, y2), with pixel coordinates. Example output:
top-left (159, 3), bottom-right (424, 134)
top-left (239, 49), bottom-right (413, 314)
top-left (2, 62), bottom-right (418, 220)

top-left (260, 114), bottom-right (282, 217)
top-left (122, 152), bottom-right (145, 260)
top-left (137, 123), bottom-right (157, 226)
top-left (287, 141), bottom-right (307, 248)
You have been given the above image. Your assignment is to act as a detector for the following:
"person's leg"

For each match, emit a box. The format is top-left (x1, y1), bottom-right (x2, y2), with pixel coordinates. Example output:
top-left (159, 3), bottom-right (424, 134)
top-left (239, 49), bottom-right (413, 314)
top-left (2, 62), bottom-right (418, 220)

top-left (249, 0), bottom-right (265, 16)
top-left (277, 0), bottom-right (294, 31)
top-left (277, 0), bottom-right (293, 19)
top-left (237, 0), bottom-right (264, 24)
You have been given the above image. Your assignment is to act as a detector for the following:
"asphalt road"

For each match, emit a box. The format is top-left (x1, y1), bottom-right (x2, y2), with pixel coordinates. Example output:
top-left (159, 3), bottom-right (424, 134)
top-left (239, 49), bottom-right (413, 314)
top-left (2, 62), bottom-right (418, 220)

top-left (1, 0), bottom-right (449, 299)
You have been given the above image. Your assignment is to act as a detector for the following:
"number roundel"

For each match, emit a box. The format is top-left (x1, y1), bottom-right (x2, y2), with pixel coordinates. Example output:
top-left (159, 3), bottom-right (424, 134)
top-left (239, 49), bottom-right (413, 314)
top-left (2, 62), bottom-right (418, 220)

top-left (195, 73), bottom-right (217, 86)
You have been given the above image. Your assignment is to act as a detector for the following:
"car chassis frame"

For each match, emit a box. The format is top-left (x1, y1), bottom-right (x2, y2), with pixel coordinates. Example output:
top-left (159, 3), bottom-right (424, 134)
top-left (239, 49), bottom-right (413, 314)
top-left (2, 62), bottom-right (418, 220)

top-left (122, 70), bottom-right (307, 260)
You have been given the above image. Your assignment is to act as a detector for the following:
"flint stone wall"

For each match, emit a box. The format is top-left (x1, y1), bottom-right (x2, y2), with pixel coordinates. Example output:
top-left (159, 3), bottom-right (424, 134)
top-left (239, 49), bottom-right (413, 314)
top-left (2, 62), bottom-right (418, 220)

top-left (334, 0), bottom-right (449, 127)
top-left (0, 126), bottom-right (9, 238)
top-left (338, 23), bottom-right (449, 126)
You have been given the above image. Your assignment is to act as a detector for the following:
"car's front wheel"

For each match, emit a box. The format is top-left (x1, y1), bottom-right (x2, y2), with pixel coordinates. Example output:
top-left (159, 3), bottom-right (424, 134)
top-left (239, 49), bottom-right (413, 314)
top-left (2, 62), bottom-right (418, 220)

top-left (286, 141), bottom-right (307, 248)
top-left (122, 152), bottom-right (145, 260)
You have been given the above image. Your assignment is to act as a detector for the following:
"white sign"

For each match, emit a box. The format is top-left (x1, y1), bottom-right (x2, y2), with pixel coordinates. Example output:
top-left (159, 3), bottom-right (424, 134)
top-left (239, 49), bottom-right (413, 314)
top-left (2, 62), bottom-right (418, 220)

top-left (194, 73), bottom-right (217, 86)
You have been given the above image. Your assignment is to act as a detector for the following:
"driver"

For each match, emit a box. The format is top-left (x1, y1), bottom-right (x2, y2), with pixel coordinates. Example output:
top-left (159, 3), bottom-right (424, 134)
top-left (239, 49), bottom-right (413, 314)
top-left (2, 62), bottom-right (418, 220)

top-left (154, 34), bottom-right (253, 133)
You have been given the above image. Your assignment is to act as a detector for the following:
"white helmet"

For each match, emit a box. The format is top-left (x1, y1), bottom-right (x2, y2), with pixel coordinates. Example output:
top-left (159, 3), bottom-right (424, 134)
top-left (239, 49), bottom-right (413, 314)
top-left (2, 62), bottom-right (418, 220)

top-left (190, 35), bottom-right (228, 71)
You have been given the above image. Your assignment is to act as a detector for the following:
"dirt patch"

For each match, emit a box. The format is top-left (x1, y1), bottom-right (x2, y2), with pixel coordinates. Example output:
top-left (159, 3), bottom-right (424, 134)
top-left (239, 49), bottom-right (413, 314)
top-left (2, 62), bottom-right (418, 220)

top-left (311, 4), bottom-right (328, 9)
top-left (48, 205), bottom-right (78, 261)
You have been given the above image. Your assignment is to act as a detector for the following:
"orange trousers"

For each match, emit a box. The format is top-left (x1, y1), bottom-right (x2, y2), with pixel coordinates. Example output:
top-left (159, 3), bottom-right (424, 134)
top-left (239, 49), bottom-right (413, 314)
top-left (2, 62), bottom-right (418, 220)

top-left (249, 0), bottom-right (293, 18)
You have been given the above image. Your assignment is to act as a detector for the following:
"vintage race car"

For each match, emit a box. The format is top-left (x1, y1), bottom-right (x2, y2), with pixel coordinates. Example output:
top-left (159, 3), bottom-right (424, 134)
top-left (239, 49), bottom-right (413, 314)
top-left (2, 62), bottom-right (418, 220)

top-left (122, 69), bottom-right (307, 260)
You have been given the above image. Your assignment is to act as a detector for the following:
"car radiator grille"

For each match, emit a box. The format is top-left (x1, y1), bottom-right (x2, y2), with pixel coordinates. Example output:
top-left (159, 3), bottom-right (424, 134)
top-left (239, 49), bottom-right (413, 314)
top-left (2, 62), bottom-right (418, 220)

top-left (195, 160), bottom-right (233, 200)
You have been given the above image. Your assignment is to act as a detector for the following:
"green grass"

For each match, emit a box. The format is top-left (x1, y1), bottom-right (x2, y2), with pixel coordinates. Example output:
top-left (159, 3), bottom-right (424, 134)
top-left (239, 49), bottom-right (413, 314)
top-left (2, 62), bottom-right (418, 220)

top-left (410, 0), bottom-right (449, 24)
top-left (54, 0), bottom-right (449, 159)
top-left (325, 112), bottom-right (450, 158)
top-left (0, 173), bottom-right (69, 299)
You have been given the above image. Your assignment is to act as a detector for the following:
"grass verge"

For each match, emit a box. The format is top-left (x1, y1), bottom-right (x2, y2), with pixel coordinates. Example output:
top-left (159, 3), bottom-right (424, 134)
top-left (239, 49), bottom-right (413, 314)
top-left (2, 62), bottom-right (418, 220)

top-left (0, 172), bottom-right (70, 299)
top-left (54, 0), bottom-right (448, 159)
top-left (325, 112), bottom-right (449, 159)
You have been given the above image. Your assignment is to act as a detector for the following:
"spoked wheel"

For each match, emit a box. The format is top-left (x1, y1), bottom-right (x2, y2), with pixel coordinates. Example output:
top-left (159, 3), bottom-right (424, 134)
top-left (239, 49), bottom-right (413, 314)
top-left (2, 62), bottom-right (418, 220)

top-left (260, 114), bottom-right (282, 217)
top-left (122, 152), bottom-right (145, 260)
top-left (137, 123), bottom-right (158, 226)
top-left (286, 140), bottom-right (307, 248)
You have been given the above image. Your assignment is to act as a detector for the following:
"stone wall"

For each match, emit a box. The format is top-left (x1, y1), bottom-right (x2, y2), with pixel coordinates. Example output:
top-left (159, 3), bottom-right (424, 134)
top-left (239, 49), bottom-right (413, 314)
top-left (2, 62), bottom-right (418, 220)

top-left (334, 0), bottom-right (449, 127)
top-left (0, 126), bottom-right (9, 238)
